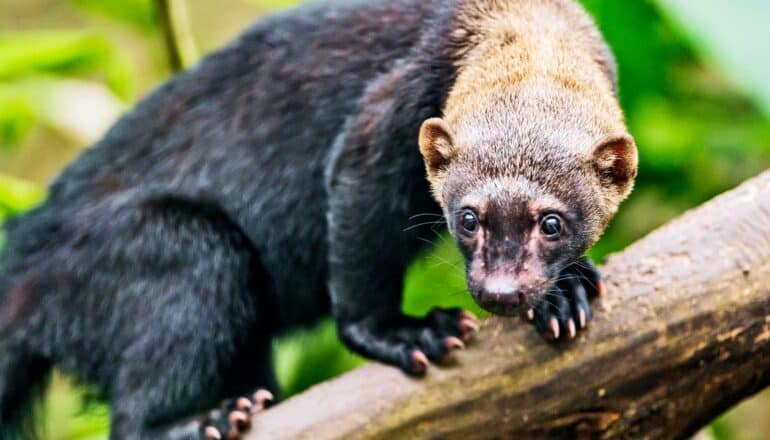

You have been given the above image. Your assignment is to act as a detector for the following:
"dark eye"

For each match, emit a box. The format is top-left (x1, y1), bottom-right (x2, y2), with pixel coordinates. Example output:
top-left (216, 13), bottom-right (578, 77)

top-left (540, 214), bottom-right (562, 239)
top-left (460, 211), bottom-right (478, 234)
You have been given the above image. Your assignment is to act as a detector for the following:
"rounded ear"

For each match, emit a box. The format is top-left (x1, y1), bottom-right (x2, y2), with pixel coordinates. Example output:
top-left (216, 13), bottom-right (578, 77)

top-left (418, 118), bottom-right (457, 178)
top-left (592, 133), bottom-right (638, 195)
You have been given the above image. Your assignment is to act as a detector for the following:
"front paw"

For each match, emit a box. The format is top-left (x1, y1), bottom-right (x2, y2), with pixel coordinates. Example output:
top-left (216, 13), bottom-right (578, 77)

top-left (201, 389), bottom-right (274, 440)
top-left (531, 257), bottom-right (605, 341)
top-left (339, 308), bottom-right (478, 376)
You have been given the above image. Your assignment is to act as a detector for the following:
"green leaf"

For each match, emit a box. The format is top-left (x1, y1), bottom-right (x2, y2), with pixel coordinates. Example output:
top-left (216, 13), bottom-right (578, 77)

top-left (69, 0), bottom-right (156, 31)
top-left (0, 31), bottom-right (134, 99)
top-left (0, 173), bottom-right (46, 220)
top-left (0, 93), bottom-right (36, 148)
top-left (0, 31), bottom-right (111, 79)
top-left (0, 78), bottom-right (125, 149)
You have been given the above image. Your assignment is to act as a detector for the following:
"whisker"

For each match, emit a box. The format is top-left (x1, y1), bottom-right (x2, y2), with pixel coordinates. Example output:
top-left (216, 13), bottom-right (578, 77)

top-left (403, 220), bottom-right (445, 232)
top-left (426, 254), bottom-right (464, 272)
top-left (408, 212), bottom-right (444, 220)
top-left (416, 236), bottom-right (440, 248)
top-left (427, 260), bottom-right (464, 274)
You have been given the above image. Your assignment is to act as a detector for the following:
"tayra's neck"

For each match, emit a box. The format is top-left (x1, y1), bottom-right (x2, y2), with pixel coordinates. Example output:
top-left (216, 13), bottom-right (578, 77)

top-left (442, 0), bottom-right (621, 131)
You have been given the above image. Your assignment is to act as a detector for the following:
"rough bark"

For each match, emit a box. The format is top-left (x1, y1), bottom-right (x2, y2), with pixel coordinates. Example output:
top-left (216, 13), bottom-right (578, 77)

top-left (248, 170), bottom-right (770, 440)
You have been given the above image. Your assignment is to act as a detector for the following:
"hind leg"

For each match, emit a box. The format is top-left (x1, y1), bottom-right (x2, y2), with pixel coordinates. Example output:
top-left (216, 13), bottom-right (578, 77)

top-left (55, 199), bottom-right (278, 439)
top-left (197, 388), bottom-right (275, 440)
top-left (110, 337), bottom-right (276, 440)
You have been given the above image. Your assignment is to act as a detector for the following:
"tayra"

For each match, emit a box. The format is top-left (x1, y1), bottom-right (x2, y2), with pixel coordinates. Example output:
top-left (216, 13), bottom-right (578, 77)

top-left (0, 0), bottom-right (636, 438)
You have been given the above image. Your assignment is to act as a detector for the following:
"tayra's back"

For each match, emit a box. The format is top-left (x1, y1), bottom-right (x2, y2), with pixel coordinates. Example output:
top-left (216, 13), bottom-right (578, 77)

top-left (49, 0), bottom-right (436, 225)
top-left (4, 0), bottom-right (438, 327)
top-left (1, 2), bottom-right (452, 437)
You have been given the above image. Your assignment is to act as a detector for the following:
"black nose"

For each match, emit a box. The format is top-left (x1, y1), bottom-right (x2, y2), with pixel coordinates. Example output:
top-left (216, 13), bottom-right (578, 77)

top-left (474, 288), bottom-right (524, 316)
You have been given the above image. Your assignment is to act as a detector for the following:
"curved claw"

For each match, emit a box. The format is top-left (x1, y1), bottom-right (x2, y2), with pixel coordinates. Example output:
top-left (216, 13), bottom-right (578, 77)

top-left (205, 426), bottom-right (222, 440)
top-left (459, 318), bottom-right (479, 333)
top-left (441, 336), bottom-right (466, 363)
top-left (236, 397), bottom-right (252, 413)
top-left (412, 350), bottom-right (429, 374)
top-left (548, 317), bottom-right (560, 340)
top-left (253, 389), bottom-right (274, 409)
top-left (597, 280), bottom-right (607, 296)
top-left (445, 336), bottom-right (465, 350)
top-left (228, 411), bottom-right (249, 429)
top-left (577, 307), bottom-right (587, 329)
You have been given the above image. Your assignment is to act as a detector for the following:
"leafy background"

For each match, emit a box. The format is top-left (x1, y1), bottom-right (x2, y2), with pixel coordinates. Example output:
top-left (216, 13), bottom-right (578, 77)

top-left (1, 0), bottom-right (769, 438)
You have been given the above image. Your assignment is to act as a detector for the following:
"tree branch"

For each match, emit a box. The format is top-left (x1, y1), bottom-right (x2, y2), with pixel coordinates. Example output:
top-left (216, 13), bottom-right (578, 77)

top-left (246, 170), bottom-right (770, 439)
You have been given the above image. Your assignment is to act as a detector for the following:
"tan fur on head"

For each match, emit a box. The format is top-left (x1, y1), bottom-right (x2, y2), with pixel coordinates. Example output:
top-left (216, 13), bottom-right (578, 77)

top-left (417, 0), bottom-right (636, 249)
top-left (443, 0), bottom-right (622, 126)
top-left (446, 0), bottom-right (619, 107)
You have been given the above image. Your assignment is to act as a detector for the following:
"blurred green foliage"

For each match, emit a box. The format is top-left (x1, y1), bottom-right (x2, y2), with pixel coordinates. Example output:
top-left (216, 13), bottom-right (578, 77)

top-left (657, 0), bottom-right (770, 119)
top-left (0, 0), bottom-right (768, 439)
top-left (0, 32), bottom-right (115, 81)
top-left (0, 31), bottom-right (133, 149)
top-left (0, 173), bottom-right (44, 220)
top-left (70, 0), bottom-right (156, 31)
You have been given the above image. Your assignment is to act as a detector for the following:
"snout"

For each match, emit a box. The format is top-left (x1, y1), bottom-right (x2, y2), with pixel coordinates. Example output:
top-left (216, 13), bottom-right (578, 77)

top-left (471, 274), bottom-right (526, 316)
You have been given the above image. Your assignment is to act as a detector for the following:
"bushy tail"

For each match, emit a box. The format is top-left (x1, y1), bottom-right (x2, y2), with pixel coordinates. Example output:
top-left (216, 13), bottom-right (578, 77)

top-left (0, 275), bottom-right (52, 440)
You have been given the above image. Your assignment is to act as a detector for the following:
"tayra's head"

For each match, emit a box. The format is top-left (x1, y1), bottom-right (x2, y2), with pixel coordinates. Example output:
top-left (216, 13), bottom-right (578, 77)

top-left (418, 90), bottom-right (637, 315)
top-left (417, 0), bottom-right (636, 315)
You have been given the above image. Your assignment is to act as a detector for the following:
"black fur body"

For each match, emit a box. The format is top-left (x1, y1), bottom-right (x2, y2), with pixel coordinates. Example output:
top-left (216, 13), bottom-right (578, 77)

top-left (1, 1), bottom-right (462, 438)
